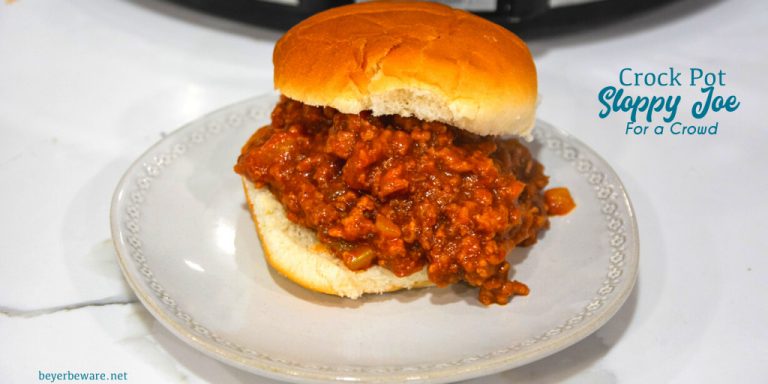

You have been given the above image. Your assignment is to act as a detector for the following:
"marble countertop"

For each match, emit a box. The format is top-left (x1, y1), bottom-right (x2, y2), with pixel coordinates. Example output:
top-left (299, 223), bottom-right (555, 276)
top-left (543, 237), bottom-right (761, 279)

top-left (1, 0), bottom-right (766, 382)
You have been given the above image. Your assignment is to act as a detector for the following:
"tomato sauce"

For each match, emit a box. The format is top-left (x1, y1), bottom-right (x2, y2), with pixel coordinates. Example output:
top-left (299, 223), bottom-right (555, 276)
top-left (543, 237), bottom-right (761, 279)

top-left (236, 97), bottom-right (560, 304)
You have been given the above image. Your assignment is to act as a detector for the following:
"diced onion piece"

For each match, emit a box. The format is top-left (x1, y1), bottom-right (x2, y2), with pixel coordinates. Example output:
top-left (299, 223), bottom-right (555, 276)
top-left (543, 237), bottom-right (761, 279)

top-left (345, 246), bottom-right (376, 270)
top-left (375, 214), bottom-right (401, 238)
top-left (544, 187), bottom-right (576, 215)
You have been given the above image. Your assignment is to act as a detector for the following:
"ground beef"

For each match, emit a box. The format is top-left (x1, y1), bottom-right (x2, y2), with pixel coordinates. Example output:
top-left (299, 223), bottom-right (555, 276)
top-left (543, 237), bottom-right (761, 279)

top-left (235, 96), bottom-right (552, 305)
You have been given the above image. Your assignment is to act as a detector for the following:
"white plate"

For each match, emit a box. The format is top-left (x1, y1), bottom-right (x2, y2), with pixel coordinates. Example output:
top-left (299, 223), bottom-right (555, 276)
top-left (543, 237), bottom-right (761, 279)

top-left (111, 94), bottom-right (638, 383)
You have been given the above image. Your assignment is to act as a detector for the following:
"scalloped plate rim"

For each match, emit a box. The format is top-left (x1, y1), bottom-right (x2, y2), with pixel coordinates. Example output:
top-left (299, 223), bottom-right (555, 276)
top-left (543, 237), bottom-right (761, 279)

top-left (110, 93), bottom-right (639, 384)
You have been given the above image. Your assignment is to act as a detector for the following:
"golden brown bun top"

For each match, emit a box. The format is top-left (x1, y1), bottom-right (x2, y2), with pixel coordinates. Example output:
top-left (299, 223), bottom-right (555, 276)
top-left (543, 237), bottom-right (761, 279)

top-left (273, 1), bottom-right (538, 137)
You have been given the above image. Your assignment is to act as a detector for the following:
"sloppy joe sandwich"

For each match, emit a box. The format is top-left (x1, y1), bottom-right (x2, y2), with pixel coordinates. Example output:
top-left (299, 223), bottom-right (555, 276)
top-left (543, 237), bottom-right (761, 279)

top-left (234, 1), bottom-right (574, 305)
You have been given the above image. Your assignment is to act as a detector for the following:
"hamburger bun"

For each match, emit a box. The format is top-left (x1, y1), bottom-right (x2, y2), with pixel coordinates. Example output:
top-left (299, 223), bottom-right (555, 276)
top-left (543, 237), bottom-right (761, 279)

top-left (242, 177), bottom-right (433, 298)
top-left (243, 1), bottom-right (540, 300)
top-left (273, 1), bottom-right (538, 138)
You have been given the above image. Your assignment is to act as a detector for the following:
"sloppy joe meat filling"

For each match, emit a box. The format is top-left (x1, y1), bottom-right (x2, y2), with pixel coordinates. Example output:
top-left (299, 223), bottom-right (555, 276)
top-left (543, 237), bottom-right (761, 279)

top-left (235, 97), bottom-right (552, 305)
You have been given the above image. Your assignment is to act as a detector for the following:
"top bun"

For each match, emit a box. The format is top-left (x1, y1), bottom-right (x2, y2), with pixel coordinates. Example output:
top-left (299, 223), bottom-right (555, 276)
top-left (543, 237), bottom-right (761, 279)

top-left (273, 1), bottom-right (537, 138)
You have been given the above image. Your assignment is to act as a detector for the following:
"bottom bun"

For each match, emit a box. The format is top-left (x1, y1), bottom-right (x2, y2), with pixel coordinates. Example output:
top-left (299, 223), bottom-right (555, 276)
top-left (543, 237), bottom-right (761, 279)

top-left (242, 177), bottom-right (433, 299)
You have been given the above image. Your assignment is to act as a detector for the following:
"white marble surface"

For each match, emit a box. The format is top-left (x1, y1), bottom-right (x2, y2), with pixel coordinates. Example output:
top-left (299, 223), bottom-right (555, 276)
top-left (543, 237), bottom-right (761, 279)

top-left (1, 0), bottom-right (766, 383)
